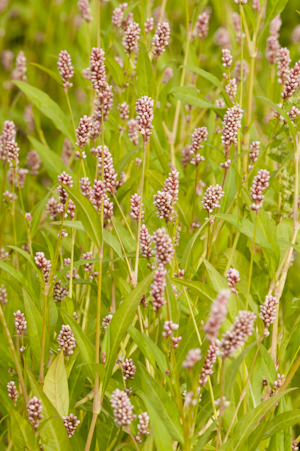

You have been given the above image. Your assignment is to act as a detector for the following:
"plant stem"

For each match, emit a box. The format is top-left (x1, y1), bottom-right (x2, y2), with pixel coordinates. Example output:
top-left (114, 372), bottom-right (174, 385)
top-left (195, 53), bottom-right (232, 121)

top-left (245, 212), bottom-right (258, 310)
top-left (68, 227), bottom-right (76, 298)
top-left (15, 169), bottom-right (33, 255)
top-left (134, 142), bottom-right (147, 285)
top-left (38, 291), bottom-right (48, 385)
top-left (224, 340), bottom-right (262, 442)
top-left (97, 0), bottom-right (101, 48)
top-left (170, 0), bottom-right (191, 166)
top-left (0, 305), bottom-right (28, 404)
top-left (84, 244), bottom-right (104, 451)
top-left (216, 358), bottom-right (226, 450)
top-left (66, 90), bottom-right (75, 133)
top-left (271, 137), bottom-right (300, 364)
top-left (114, 196), bottom-right (134, 239)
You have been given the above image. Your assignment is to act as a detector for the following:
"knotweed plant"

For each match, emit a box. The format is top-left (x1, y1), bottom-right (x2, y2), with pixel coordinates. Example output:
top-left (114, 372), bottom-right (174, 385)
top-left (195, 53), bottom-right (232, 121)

top-left (0, 1), bottom-right (300, 451)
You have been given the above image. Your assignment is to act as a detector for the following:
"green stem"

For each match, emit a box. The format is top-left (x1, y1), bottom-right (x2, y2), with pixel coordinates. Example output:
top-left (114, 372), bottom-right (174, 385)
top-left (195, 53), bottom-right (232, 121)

top-left (114, 196), bottom-right (134, 239)
top-left (134, 142), bottom-right (147, 286)
top-left (0, 305), bottom-right (28, 404)
top-left (245, 212), bottom-right (258, 310)
top-left (68, 227), bottom-right (76, 298)
top-left (224, 340), bottom-right (262, 442)
top-left (66, 90), bottom-right (76, 133)
top-left (216, 358), bottom-right (226, 450)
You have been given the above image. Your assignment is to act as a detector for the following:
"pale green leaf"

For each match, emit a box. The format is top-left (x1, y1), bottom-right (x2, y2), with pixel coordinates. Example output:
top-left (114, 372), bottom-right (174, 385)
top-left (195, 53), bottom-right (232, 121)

top-left (44, 351), bottom-right (69, 417)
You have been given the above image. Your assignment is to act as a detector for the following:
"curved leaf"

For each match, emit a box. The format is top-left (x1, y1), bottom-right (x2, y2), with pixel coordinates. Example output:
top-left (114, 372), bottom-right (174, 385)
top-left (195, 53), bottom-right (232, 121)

top-left (13, 81), bottom-right (74, 144)
top-left (44, 351), bottom-right (69, 417)
top-left (60, 310), bottom-right (95, 379)
top-left (137, 42), bottom-right (154, 98)
top-left (264, 410), bottom-right (300, 438)
top-left (103, 272), bottom-right (154, 390)
top-left (27, 369), bottom-right (72, 451)
top-left (137, 362), bottom-right (184, 444)
top-left (63, 185), bottom-right (102, 247)
top-left (23, 289), bottom-right (49, 368)
top-left (28, 136), bottom-right (75, 183)
top-left (137, 389), bottom-right (174, 451)
top-left (10, 410), bottom-right (38, 451)
top-left (220, 389), bottom-right (295, 451)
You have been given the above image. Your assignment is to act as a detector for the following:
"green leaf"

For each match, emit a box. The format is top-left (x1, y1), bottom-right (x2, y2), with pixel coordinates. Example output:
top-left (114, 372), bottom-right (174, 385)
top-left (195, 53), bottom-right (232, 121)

top-left (137, 389), bottom-right (174, 451)
top-left (112, 217), bottom-right (136, 253)
top-left (129, 329), bottom-right (171, 388)
top-left (0, 260), bottom-right (36, 300)
top-left (264, 410), bottom-right (300, 438)
top-left (30, 62), bottom-right (63, 86)
top-left (276, 239), bottom-right (300, 255)
top-left (224, 341), bottom-right (258, 398)
top-left (247, 412), bottom-right (273, 451)
top-left (166, 274), bottom-right (179, 324)
top-left (51, 220), bottom-right (123, 259)
top-left (63, 185), bottom-right (102, 247)
top-left (23, 289), bottom-right (49, 368)
top-left (7, 245), bottom-right (39, 274)
top-left (103, 272), bottom-right (154, 390)
top-left (27, 369), bottom-right (72, 451)
top-left (105, 54), bottom-right (124, 87)
top-left (41, 231), bottom-right (54, 262)
top-left (13, 81), bottom-right (74, 144)
top-left (60, 310), bottom-right (95, 379)
top-left (96, 421), bottom-right (118, 451)
top-left (69, 361), bottom-right (88, 410)
top-left (28, 136), bottom-right (75, 182)
top-left (220, 389), bottom-right (294, 451)
top-left (44, 351), bottom-right (69, 417)
top-left (138, 362), bottom-right (184, 444)
top-left (259, 0), bottom-right (289, 42)
top-left (171, 90), bottom-right (222, 109)
top-left (127, 326), bottom-right (156, 368)
top-left (31, 191), bottom-right (52, 238)
top-left (181, 222), bottom-right (209, 272)
top-left (216, 214), bottom-right (276, 257)
top-left (10, 410), bottom-right (38, 451)
top-left (193, 422), bottom-right (216, 451)
top-left (174, 279), bottom-right (216, 304)
top-left (181, 65), bottom-right (224, 91)
top-left (256, 97), bottom-right (296, 145)
top-left (137, 42), bottom-right (154, 97)
top-left (278, 310), bottom-right (300, 360)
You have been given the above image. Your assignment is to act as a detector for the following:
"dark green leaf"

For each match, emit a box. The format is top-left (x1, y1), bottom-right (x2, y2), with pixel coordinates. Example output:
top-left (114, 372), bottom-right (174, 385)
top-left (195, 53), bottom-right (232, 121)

top-left (103, 272), bottom-right (154, 391)
top-left (63, 185), bottom-right (102, 247)
top-left (13, 81), bottom-right (74, 144)
top-left (10, 410), bottom-right (38, 451)
top-left (27, 369), bottom-right (72, 451)
top-left (138, 362), bottom-right (184, 444)
top-left (137, 42), bottom-right (154, 97)
top-left (23, 288), bottom-right (49, 369)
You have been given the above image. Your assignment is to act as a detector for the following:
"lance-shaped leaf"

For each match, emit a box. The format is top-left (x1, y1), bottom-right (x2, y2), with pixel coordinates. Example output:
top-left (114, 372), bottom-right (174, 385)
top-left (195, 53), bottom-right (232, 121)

top-left (27, 369), bottom-right (72, 451)
top-left (137, 42), bottom-right (154, 97)
top-left (61, 310), bottom-right (95, 380)
top-left (28, 136), bottom-right (76, 183)
top-left (103, 272), bottom-right (154, 390)
top-left (137, 389), bottom-right (174, 451)
top-left (10, 410), bottom-right (38, 451)
top-left (12, 81), bottom-right (75, 144)
top-left (23, 289), bottom-right (49, 368)
top-left (137, 362), bottom-right (184, 444)
top-left (63, 185), bottom-right (102, 247)
top-left (220, 389), bottom-right (295, 450)
top-left (44, 351), bottom-right (69, 417)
